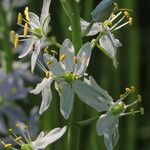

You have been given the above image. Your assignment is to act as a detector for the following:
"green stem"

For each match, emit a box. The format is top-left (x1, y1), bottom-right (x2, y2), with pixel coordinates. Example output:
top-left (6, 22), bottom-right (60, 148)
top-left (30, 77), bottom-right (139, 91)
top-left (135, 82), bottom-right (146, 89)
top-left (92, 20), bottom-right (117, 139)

top-left (63, 0), bottom-right (83, 150)
top-left (0, 5), bottom-right (13, 73)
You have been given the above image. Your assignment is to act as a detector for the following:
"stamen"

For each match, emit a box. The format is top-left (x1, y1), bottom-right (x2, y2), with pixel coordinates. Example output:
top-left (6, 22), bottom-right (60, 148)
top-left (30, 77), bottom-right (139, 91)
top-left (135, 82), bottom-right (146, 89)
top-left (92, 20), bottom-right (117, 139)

top-left (15, 136), bottom-right (22, 141)
top-left (114, 3), bottom-right (119, 10)
top-left (44, 46), bottom-right (49, 53)
top-left (129, 17), bottom-right (133, 25)
top-left (131, 86), bottom-right (135, 92)
top-left (47, 60), bottom-right (53, 65)
top-left (10, 31), bottom-right (16, 43)
top-left (125, 87), bottom-right (132, 93)
top-left (60, 54), bottom-right (66, 61)
top-left (124, 11), bottom-right (130, 18)
top-left (45, 71), bottom-right (50, 78)
top-left (24, 23), bottom-right (29, 37)
top-left (140, 107), bottom-right (144, 115)
top-left (110, 11), bottom-right (122, 22)
top-left (137, 95), bottom-right (142, 102)
top-left (73, 57), bottom-right (78, 64)
top-left (73, 73), bottom-right (77, 80)
top-left (51, 50), bottom-right (58, 56)
top-left (37, 60), bottom-right (47, 72)
top-left (14, 34), bottom-right (19, 48)
top-left (24, 7), bottom-right (30, 21)
top-left (17, 13), bottom-right (22, 25)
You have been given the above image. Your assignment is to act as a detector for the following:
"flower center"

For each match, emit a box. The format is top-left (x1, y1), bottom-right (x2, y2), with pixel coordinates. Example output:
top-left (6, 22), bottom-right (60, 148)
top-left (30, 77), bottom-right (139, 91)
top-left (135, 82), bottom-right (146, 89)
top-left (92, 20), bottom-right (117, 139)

top-left (33, 28), bottom-right (43, 38)
top-left (110, 102), bottom-right (124, 115)
top-left (21, 144), bottom-right (33, 150)
top-left (64, 73), bottom-right (76, 83)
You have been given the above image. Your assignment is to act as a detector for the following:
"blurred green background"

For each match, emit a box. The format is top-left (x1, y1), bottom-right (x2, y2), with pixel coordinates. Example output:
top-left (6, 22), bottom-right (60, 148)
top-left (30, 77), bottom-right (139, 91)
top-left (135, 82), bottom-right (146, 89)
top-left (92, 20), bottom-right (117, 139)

top-left (0, 0), bottom-right (150, 150)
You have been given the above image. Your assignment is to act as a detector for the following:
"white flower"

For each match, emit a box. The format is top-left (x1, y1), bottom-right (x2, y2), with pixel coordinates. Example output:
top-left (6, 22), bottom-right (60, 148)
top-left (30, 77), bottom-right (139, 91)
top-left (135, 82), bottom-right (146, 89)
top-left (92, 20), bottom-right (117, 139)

top-left (12, 0), bottom-right (51, 72)
top-left (31, 39), bottom-right (91, 119)
top-left (81, 6), bottom-right (133, 68)
top-left (75, 76), bottom-right (143, 150)
top-left (1, 124), bottom-right (67, 150)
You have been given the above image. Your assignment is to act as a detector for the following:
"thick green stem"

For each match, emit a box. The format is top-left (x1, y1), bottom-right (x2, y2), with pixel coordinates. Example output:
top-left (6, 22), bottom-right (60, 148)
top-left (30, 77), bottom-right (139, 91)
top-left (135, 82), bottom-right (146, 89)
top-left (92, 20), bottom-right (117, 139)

top-left (64, 0), bottom-right (83, 150)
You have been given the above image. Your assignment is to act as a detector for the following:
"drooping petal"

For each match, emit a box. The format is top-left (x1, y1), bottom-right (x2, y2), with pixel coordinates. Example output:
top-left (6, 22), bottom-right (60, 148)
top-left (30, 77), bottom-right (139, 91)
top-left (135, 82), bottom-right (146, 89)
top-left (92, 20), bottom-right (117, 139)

top-left (80, 18), bottom-right (100, 36)
top-left (18, 38), bottom-right (35, 58)
top-left (39, 85), bottom-right (52, 115)
top-left (40, 0), bottom-right (51, 25)
top-left (32, 126), bottom-right (67, 150)
top-left (72, 80), bottom-right (109, 112)
top-left (30, 77), bottom-right (53, 94)
top-left (104, 123), bottom-right (119, 150)
top-left (43, 53), bottom-right (64, 76)
top-left (29, 12), bottom-right (40, 29)
top-left (59, 39), bottom-right (75, 72)
top-left (74, 42), bottom-right (91, 76)
top-left (84, 76), bottom-right (113, 102)
top-left (96, 113), bottom-right (117, 136)
top-left (59, 83), bottom-right (74, 119)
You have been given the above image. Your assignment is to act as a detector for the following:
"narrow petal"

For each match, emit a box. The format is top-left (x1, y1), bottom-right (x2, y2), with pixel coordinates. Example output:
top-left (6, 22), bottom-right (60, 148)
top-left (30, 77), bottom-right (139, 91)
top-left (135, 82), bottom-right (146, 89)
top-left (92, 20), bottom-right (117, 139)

top-left (74, 42), bottom-right (91, 76)
top-left (29, 12), bottom-right (40, 29)
top-left (96, 114), bottom-right (117, 136)
top-left (43, 53), bottom-right (64, 76)
top-left (72, 80), bottom-right (109, 112)
top-left (30, 77), bottom-right (53, 94)
top-left (40, 0), bottom-right (51, 25)
top-left (39, 85), bottom-right (52, 114)
top-left (32, 126), bottom-right (67, 149)
top-left (80, 18), bottom-right (100, 36)
top-left (59, 83), bottom-right (74, 119)
top-left (59, 39), bottom-right (75, 72)
top-left (84, 76), bottom-right (113, 102)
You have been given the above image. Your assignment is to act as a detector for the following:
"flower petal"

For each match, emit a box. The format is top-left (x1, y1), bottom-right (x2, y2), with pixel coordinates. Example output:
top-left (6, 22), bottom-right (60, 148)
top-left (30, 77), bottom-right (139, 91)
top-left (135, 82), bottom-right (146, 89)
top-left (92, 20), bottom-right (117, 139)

top-left (59, 39), bottom-right (75, 72)
top-left (74, 42), bottom-right (91, 76)
top-left (40, 0), bottom-right (51, 25)
top-left (29, 12), bottom-right (40, 29)
top-left (80, 18), bottom-right (100, 36)
top-left (84, 76), bottom-right (113, 102)
top-left (30, 77), bottom-right (53, 94)
top-left (59, 83), bottom-right (74, 119)
top-left (72, 80), bottom-right (109, 112)
top-left (96, 114), bottom-right (117, 136)
top-left (43, 53), bottom-right (64, 76)
top-left (32, 126), bottom-right (67, 149)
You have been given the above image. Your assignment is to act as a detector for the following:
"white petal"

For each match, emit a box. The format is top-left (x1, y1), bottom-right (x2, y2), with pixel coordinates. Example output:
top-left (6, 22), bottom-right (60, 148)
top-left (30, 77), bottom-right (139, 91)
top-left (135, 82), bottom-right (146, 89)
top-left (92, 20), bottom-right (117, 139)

top-left (80, 18), bottom-right (100, 36)
top-left (72, 80), bottom-right (109, 112)
top-left (96, 114), bottom-right (117, 136)
top-left (29, 12), bottom-right (40, 29)
top-left (39, 85), bottom-right (52, 114)
top-left (30, 77), bottom-right (53, 94)
top-left (59, 83), bottom-right (74, 119)
top-left (18, 39), bottom-right (35, 58)
top-left (84, 76), bottom-right (113, 102)
top-left (43, 53), bottom-right (64, 76)
top-left (40, 0), bottom-right (51, 25)
top-left (74, 42), bottom-right (91, 76)
top-left (32, 126), bottom-right (67, 149)
top-left (59, 39), bottom-right (75, 72)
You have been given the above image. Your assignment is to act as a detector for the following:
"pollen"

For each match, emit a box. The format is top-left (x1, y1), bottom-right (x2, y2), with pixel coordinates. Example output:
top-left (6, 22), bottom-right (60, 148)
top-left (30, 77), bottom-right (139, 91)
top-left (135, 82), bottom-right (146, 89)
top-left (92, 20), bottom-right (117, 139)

top-left (137, 95), bottom-right (142, 102)
top-left (140, 107), bottom-right (144, 115)
top-left (73, 57), bottom-right (78, 64)
top-left (60, 54), bottom-right (66, 61)
top-left (24, 23), bottom-right (29, 37)
top-left (17, 13), bottom-right (22, 25)
top-left (10, 31), bottom-right (16, 43)
top-left (124, 11), bottom-right (130, 18)
top-left (129, 17), bottom-right (133, 25)
top-left (15, 136), bottom-right (22, 141)
top-left (4, 143), bottom-right (12, 148)
top-left (14, 34), bottom-right (19, 49)
top-left (47, 60), bottom-right (53, 65)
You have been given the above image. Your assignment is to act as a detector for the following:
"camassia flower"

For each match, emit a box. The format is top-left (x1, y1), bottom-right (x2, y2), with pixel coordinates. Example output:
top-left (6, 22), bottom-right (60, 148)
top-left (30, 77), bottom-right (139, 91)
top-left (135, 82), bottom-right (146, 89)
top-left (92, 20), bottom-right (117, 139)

top-left (30, 39), bottom-right (91, 119)
top-left (11, 0), bottom-right (51, 72)
top-left (1, 124), bottom-right (67, 150)
top-left (81, 3), bottom-right (133, 68)
top-left (76, 76), bottom-right (143, 150)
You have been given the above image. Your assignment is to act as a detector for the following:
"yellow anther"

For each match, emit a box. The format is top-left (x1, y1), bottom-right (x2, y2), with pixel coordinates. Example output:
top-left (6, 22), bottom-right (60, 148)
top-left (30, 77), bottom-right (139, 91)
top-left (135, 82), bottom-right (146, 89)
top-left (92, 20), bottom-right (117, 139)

top-left (15, 124), bottom-right (20, 128)
top-left (131, 86), bottom-right (135, 92)
top-left (60, 54), bottom-right (66, 61)
top-left (140, 107), bottom-right (144, 115)
top-left (24, 7), bottom-right (30, 21)
top-left (130, 108), bottom-right (135, 115)
top-left (51, 50), bottom-right (58, 55)
top-left (44, 47), bottom-right (49, 53)
top-left (15, 136), bottom-right (22, 141)
top-left (8, 128), bottom-right (13, 132)
top-left (24, 23), bottom-right (29, 37)
top-left (1, 141), bottom-right (5, 145)
top-left (111, 14), bottom-right (116, 19)
top-left (129, 17), bottom-right (133, 25)
top-left (73, 57), bottom-right (78, 64)
top-left (47, 60), bottom-right (53, 65)
top-left (17, 13), bottom-right (22, 25)
top-left (137, 94), bottom-right (142, 102)
top-left (14, 34), bottom-right (19, 49)
top-left (45, 71), bottom-right (50, 78)
top-left (114, 3), bottom-right (119, 9)
top-left (125, 87), bottom-right (132, 93)
top-left (10, 31), bottom-right (16, 43)
top-left (124, 11), bottom-right (130, 18)
top-left (72, 73), bottom-right (77, 80)
top-left (4, 144), bottom-right (12, 148)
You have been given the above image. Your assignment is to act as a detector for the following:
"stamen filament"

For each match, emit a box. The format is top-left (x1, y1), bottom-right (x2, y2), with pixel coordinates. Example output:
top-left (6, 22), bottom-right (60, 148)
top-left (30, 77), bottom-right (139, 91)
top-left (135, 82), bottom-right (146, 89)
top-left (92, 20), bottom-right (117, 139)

top-left (110, 11), bottom-right (122, 22)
